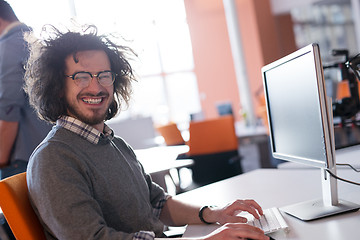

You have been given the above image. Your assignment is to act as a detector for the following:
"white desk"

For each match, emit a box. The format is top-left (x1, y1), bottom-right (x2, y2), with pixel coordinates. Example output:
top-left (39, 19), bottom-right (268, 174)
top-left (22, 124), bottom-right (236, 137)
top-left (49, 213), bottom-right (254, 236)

top-left (174, 168), bottom-right (360, 240)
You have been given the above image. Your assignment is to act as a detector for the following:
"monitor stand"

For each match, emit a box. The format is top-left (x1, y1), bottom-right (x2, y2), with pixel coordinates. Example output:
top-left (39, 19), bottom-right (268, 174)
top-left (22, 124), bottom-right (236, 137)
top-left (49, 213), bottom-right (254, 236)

top-left (280, 168), bottom-right (360, 221)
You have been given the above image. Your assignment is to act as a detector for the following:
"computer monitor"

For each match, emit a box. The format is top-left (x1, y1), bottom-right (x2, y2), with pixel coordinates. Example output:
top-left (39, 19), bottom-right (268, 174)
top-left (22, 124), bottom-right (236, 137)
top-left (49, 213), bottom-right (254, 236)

top-left (216, 102), bottom-right (233, 116)
top-left (262, 43), bottom-right (359, 221)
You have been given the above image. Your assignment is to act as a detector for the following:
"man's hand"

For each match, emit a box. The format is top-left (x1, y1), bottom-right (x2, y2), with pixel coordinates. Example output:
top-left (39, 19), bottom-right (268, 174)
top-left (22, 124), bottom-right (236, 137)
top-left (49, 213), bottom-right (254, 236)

top-left (201, 200), bottom-right (263, 225)
top-left (202, 223), bottom-right (269, 240)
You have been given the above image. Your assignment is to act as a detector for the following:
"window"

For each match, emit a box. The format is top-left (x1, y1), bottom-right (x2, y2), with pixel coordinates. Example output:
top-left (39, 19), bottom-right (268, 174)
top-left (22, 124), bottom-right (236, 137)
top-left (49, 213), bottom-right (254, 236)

top-left (9, 0), bottom-right (201, 125)
top-left (291, 1), bottom-right (357, 61)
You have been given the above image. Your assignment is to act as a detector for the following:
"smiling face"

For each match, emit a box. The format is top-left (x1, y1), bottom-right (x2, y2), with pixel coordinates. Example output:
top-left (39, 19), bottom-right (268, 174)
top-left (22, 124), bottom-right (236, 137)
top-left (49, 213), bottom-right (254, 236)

top-left (64, 50), bottom-right (114, 131)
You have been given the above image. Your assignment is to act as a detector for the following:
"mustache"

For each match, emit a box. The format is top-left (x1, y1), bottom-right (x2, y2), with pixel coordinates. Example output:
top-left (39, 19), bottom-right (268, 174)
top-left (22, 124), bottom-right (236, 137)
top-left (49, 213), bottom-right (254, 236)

top-left (78, 91), bottom-right (110, 98)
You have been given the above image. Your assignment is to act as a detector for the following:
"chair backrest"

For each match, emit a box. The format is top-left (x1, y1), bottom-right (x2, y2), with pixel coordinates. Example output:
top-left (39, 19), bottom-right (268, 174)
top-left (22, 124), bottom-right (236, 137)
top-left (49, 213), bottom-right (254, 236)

top-left (188, 115), bottom-right (238, 155)
top-left (0, 172), bottom-right (46, 240)
top-left (336, 80), bottom-right (351, 100)
top-left (156, 123), bottom-right (185, 146)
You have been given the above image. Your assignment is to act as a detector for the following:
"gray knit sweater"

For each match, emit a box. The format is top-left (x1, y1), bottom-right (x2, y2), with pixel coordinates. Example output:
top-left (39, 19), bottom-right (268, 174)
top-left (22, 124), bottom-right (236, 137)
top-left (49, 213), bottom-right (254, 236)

top-left (27, 125), bottom-right (167, 240)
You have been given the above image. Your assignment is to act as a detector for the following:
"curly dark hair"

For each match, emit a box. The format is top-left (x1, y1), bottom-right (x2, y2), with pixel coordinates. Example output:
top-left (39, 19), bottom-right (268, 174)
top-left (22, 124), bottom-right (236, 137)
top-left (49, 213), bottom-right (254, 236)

top-left (24, 25), bottom-right (136, 123)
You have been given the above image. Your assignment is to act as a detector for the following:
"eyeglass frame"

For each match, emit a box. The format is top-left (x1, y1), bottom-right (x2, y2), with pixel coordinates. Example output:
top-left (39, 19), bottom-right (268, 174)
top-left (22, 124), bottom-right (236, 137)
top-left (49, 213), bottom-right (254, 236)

top-left (65, 70), bottom-right (117, 87)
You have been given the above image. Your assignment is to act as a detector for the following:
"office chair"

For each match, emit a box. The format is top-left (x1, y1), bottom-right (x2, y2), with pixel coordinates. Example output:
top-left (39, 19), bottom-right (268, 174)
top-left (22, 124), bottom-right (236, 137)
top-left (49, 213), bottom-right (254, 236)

top-left (336, 80), bottom-right (351, 100)
top-left (0, 172), bottom-right (46, 240)
top-left (186, 115), bottom-right (242, 186)
top-left (156, 123), bottom-right (185, 146)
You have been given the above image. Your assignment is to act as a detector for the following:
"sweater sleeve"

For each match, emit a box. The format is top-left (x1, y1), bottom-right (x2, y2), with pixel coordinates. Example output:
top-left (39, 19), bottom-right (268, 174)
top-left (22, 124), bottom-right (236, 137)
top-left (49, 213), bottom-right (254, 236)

top-left (27, 141), bottom-right (139, 240)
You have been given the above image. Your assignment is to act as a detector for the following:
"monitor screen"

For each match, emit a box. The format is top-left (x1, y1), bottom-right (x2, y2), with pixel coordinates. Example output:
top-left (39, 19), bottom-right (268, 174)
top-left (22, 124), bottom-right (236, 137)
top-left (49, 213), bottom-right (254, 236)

top-left (262, 43), bottom-right (333, 169)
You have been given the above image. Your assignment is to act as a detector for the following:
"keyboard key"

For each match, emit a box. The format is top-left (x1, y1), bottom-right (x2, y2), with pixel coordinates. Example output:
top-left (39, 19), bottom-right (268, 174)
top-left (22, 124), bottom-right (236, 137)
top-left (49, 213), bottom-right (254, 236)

top-left (244, 207), bottom-right (289, 234)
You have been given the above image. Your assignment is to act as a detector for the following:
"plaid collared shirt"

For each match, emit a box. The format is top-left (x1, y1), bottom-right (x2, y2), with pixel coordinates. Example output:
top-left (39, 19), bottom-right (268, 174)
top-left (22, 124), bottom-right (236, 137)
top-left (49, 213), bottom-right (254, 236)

top-left (56, 116), bottom-right (169, 240)
top-left (56, 116), bottom-right (113, 144)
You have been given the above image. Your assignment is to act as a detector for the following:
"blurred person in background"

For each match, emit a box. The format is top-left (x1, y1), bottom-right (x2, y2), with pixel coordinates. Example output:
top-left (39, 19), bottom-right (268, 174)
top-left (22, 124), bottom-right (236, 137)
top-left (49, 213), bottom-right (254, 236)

top-left (0, 0), bottom-right (51, 179)
top-left (0, 1), bottom-right (51, 239)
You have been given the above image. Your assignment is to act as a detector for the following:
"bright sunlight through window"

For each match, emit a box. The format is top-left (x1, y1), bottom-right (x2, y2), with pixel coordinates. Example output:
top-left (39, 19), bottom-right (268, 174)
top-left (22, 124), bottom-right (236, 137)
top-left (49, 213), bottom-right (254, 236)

top-left (8, 0), bottom-right (201, 125)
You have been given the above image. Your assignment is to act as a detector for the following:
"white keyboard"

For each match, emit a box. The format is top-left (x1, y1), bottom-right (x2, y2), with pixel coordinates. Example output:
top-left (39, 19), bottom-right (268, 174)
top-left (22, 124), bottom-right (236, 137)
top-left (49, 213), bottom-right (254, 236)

top-left (245, 207), bottom-right (289, 234)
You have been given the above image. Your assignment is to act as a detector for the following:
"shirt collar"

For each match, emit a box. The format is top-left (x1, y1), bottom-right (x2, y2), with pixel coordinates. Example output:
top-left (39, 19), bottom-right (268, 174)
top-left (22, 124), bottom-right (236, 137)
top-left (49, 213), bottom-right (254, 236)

top-left (56, 116), bottom-right (114, 144)
top-left (0, 21), bottom-right (22, 37)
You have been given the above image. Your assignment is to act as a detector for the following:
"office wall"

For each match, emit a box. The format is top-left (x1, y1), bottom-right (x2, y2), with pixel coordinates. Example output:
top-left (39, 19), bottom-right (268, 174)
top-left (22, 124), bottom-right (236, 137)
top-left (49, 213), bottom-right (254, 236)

top-left (273, 13), bottom-right (297, 58)
top-left (184, 0), bottom-right (297, 122)
top-left (183, 1), bottom-right (241, 120)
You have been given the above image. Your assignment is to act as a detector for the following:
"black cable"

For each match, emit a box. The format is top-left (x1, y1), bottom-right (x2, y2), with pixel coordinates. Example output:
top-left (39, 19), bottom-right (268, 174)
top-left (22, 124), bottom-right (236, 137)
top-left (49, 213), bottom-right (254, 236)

top-left (326, 169), bottom-right (360, 186)
top-left (336, 163), bottom-right (360, 172)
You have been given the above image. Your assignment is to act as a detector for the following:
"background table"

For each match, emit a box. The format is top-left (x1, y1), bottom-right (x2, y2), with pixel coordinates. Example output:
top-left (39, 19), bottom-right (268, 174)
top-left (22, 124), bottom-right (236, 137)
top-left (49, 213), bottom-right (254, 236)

top-left (135, 145), bottom-right (193, 194)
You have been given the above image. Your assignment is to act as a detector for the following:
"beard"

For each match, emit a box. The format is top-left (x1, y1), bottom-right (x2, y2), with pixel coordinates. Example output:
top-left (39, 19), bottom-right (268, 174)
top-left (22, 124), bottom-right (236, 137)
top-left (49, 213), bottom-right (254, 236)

top-left (66, 104), bottom-right (109, 125)
top-left (65, 93), bottom-right (113, 126)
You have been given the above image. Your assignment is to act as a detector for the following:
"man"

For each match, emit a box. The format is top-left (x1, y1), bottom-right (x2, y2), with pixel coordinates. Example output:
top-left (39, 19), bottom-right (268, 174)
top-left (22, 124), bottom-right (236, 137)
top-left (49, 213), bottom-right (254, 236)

top-left (24, 25), bottom-right (270, 240)
top-left (0, 0), bottom-right (51, 179)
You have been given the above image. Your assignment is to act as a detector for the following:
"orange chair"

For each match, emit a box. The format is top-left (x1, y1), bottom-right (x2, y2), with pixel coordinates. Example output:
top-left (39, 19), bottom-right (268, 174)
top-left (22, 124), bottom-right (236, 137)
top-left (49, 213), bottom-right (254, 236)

top-left (187, 115), bottom-right (242, 186)
top-left (0, 172), bottom-right (46, 240)
top-left (336, 80), bottom-right (351, 100)
top-left (156, 123), bottom-right (185, 146)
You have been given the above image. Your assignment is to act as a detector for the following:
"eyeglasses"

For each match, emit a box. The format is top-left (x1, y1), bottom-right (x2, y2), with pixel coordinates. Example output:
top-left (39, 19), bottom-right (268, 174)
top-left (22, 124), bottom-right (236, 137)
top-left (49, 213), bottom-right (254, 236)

top-left (66, 70), bottom-right (117, 88)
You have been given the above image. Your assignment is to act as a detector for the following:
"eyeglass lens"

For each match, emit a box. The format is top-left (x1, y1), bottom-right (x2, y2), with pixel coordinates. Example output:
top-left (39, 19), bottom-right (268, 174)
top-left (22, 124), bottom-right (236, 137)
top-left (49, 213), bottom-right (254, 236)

top-left (73, 71), bottom-right (114, 87)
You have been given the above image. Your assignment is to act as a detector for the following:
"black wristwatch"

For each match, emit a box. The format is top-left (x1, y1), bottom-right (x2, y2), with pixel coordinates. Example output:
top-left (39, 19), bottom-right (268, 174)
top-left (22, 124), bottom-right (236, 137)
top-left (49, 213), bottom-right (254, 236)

top-left (198, 205), bottom-right (217, 224)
